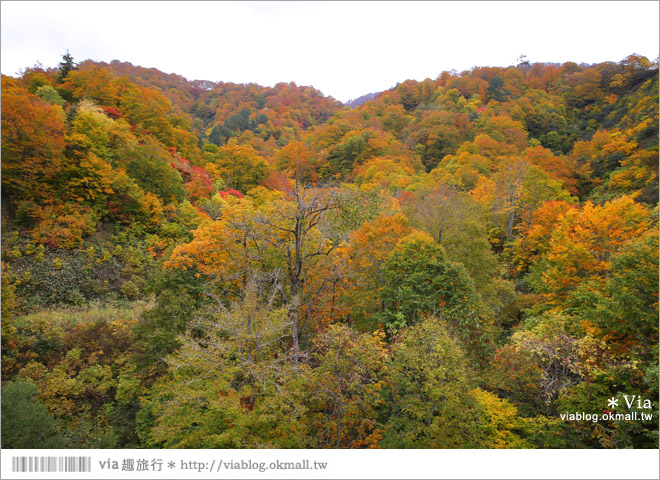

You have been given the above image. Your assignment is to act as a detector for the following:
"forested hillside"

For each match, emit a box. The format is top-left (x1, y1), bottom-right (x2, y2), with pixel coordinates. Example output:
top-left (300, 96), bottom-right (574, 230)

top-left (1, 53), bottom-right (658, 449)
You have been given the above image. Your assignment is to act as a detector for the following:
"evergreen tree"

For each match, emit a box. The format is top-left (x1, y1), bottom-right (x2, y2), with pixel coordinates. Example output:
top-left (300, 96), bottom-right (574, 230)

top-left (57, 50), bottom-right (77, 83)
top-left (1, 380), bottom-right (65, 448)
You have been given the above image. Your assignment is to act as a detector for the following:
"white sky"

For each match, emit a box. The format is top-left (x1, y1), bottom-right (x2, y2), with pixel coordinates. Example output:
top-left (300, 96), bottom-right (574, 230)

top-left (2, 1), bottom-right (658, 102)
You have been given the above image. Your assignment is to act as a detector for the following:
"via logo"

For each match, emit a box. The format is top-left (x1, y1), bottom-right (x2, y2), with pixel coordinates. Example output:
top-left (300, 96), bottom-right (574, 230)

top-left (608, 395), bottom-right (652, 409)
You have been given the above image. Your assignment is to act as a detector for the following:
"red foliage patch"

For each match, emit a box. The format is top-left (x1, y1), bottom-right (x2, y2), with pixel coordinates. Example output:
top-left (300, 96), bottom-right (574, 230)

top-left (217, 189), bottom-right (244, 199)
top-left (170, 155), bottom-right (192, 174)
top-left (184, 165), bottom-right (214, 202)
top-left (100, 106), bottom-right (125, 119)
top-left (397, 190), bottom-right (414, 205)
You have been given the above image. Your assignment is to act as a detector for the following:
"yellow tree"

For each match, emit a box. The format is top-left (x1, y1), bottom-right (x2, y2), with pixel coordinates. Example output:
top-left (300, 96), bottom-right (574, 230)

top-left (353, 156), bottom-right (417, 191)
top-left (529, 196), bottom-right (652, 305)
top-left (205, 143), bottom-right (269, 192)
top-left (472, 155), bottom-right (573, 247)
top-left (471, 157), bottom-right (529, 244)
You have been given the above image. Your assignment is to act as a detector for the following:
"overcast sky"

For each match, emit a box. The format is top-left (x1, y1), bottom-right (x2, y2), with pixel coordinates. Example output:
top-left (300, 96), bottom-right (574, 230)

top-left (2, 1), bottom-right (658, 102)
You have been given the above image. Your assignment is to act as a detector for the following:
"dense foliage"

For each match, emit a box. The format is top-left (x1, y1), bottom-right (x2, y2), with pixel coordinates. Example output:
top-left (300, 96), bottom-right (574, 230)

top-left (1, 53), bottom-right (658, 449)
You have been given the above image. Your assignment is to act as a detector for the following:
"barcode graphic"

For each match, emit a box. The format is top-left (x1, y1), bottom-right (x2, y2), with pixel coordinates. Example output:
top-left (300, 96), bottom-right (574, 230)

top-left (11, 456), bottom-right (92, 473)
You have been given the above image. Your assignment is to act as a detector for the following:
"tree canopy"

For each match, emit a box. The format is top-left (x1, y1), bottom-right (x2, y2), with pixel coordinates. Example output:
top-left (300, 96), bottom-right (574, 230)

top-left (1, 53), bottom-right (657, 450)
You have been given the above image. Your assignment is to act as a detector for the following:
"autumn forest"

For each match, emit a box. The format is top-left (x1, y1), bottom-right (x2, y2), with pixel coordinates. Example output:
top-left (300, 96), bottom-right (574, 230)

top-left (1, 53), bottom-right (658, 449)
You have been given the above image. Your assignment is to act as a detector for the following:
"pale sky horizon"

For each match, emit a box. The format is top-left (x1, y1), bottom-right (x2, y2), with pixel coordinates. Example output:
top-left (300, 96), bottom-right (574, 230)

top-left (2, 1), bottom-right (659, 102)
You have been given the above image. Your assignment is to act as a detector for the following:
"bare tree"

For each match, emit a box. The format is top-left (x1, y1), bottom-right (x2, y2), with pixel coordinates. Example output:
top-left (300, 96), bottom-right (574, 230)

top-left (496, 157), bottom-right (529, 242)
top-left (255, 181), bottom-right (341, 365)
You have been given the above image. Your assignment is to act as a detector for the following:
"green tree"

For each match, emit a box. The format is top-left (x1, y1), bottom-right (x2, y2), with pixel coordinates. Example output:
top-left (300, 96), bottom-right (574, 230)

top-left (208, 123), bottom-right (234, 146)
top-left (35, 85), bottom-right (65, 106)
top-left (377, 231), bottom-right (496, 362)
top-left (487, 77), bottom-right (509, 102)
top-left (132, 267), bottom-right (206, 371)
top-left (1, 380), bottom-right (65, 448)
top-left (570, 231), bottom-right (659, 354)
top-left (57, 51), bottom-right (77, 83)
top-left (377, 231), bottom-right (481, 333)
top-left (128, 139), bottom-right (185, 204)
top-left (403, 183), bottom-right (510, 313)
top-left (381, 318), bottom-right (486, 448)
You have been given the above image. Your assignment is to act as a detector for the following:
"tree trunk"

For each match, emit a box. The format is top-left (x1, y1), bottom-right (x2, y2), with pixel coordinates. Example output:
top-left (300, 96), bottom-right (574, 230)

top-left (290, 291), bottom-right (300, 365)
top-left (335, 403), bottom-right (342, 449)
